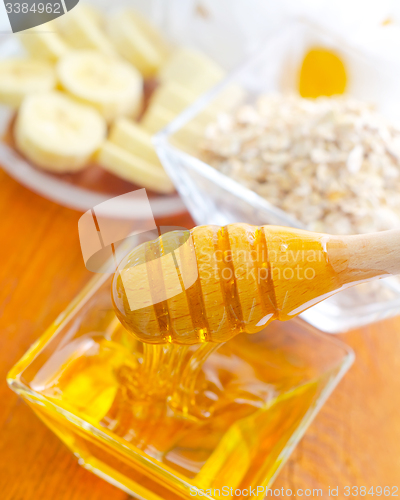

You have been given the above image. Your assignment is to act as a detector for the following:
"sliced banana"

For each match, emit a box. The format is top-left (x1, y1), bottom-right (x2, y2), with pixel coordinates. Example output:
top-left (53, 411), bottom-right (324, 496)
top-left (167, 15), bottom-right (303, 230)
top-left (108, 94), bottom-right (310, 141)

top-left (141, 104), bottom-right (174, 134)
top-left (128, 10), bottom-right (169, 57)
top-left (96, 141), bottom-right (174, 194)
top-left (142, 104), bottom-right (206, 135)
top-left (58, 50), bottom-right (143, 123)
top-left (18, 24), bottom-right (70, 62)
top-left (109, 118), bottom-right (161, 165)
top-left (0, 59), bottom-right (56, 108)
top-left (149, 81), bottom-right (198, 114)
top-left (79, 4), bottom-right (105, 27)
top-left (148, 80), bottom-right (232, 125)
top-left (108, 9), bottom-right (169, 78)
top-left (58, 6), bottom-right (116, 56)
top-left (15, 91), bottom-right (106, 172)
top-left (141, 104), bottom-right (205, 153)
top-left (159, 47), bottom-right (225, 94)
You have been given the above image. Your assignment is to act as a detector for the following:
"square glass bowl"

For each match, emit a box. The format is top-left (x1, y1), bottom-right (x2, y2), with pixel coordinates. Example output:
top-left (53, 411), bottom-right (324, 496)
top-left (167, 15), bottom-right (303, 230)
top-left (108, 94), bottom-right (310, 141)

top-left (8, 269), bottom-right (353, 500)
top-left (155, 20), bottom-right (400, 333)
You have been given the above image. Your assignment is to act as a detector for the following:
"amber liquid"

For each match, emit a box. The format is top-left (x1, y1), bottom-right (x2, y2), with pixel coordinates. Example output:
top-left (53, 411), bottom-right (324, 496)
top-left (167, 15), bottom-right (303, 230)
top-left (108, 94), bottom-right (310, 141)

top-left (28, 317), bottom-right (325, 498)
top-left (23, 224), bottom-right (358, 498)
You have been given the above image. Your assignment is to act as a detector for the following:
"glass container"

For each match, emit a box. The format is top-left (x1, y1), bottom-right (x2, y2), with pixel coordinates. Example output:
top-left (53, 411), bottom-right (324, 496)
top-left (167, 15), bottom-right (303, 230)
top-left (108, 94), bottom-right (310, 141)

top-left (8, 265), bottom-right (353, 500)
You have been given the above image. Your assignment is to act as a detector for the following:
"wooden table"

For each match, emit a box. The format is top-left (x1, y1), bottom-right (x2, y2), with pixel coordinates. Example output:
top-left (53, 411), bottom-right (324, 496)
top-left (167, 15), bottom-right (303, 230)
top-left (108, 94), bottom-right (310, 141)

top-left (0, 169), bottom-right (399, 500)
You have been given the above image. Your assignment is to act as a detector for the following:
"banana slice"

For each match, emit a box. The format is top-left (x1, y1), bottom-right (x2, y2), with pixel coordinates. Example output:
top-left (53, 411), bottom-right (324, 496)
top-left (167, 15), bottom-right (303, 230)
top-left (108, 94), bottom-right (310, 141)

top-left (18, 24), bottom-right (70, 62)
top-left (58, 6), bottom-right (116, 56)
top-left (96, 141), bottom-right (174, 194)
top-left (148, 80), bottom-right (231, 125)
top-left (109, 118), bottom-right (161, 165)
top-left (58, 50), bottom-right (143, 123)
top-left (159, 47), bottom-right (225, 94)
top-left (0, 59), bottom-right (56, 108)
top-left (142, 104), bottom-right (206, 135)
top-left (15, 92), bottom-right (106, 172)
top-left (108, 9), bottom-right (169, 78)
top-left (141, 104), bottom-right (175, 134)
top-left (141, 104), bottom-right (205, 152)
top-left (149, 81), bottom-right (198, 114)
top-left (79, 4), bottom-right (105, 27)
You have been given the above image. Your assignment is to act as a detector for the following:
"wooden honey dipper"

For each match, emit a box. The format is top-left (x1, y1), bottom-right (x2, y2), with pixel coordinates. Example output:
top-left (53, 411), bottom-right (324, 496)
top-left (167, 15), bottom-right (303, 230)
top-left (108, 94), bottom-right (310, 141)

top-left (112, 224), bottom-right (400, 345)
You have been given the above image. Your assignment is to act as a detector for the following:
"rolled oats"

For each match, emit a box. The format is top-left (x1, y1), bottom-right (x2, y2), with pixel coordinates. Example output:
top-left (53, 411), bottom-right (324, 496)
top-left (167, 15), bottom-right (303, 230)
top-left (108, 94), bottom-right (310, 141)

top-left (202, 93), bottom-right (400, 236)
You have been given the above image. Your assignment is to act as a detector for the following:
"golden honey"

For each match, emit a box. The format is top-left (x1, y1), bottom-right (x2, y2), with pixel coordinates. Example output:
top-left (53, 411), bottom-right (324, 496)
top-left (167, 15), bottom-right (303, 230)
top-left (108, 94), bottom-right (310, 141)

top-left (27, 320), bottom-right (326, 498)
top-left (81, 221), bottom-right (381, 496)
top-left (9, 240), bottom-right (353, 499)
top-left (31, 222), bottom-right (358, 498)
top-left (11, 224), bottom-right (368, 498)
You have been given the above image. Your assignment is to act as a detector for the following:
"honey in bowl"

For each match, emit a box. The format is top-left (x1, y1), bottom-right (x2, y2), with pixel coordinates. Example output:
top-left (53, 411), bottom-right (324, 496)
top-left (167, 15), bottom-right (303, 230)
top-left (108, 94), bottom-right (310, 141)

top-left (98, 222), bottom-right (397, 489)
top-left (14, 224), bottom-right (377, 498)
top-left (27, 314), bottom-right (335, 496)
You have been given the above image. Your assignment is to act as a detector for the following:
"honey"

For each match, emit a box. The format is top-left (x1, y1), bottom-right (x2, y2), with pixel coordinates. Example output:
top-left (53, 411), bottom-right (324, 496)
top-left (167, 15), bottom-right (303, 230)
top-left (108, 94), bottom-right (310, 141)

top-left (88, 221), bottom-right (391, 496)
top-left (9, 246), bottom-right (354, 499)
top-left (299, 47), bottom-right (347, 98)
top-left (17, 222), bottom-right (385, 498)
top-left (24, 319), bottom-right (329, 499)
top-left (38, 221), bottom-right (372, 497)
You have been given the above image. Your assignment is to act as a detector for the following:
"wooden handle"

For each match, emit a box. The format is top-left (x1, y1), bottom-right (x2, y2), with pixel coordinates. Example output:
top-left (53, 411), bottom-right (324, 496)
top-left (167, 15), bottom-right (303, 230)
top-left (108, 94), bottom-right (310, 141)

top-left (335, 229), bottom-right (400, 277)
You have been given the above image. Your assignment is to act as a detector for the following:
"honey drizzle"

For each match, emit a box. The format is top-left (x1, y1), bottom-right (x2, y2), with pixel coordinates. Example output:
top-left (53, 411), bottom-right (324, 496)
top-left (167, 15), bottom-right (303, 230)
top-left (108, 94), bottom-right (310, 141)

top-left (140, 341), bottom-right (219, 415)
top-left (109, 221), bottom-right (399, 463)
top-left (170, 342), bottom-right (219, 415)
top-left (141, 343), bottom-right (189, 398)
top-left (110, 223), bottom-right (367, 441)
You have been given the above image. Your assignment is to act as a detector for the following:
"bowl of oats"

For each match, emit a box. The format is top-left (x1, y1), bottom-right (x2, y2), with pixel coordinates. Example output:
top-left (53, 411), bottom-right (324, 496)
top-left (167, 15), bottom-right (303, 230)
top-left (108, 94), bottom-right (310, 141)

top-left (155, 20), bottom-right (400, 333)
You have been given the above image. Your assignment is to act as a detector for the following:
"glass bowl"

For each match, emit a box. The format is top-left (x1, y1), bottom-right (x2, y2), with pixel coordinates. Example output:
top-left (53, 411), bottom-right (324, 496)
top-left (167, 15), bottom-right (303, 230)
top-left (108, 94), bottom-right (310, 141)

top-left (154, 20), bottom-right (400, 333)
top-left (8, 259), bottom-right (353, 500)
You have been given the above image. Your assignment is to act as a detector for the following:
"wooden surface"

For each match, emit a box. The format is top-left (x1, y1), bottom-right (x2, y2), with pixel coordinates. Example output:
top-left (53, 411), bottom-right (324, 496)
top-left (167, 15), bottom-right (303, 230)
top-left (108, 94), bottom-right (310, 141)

top-left (0, 168), bottom-right (399, 499)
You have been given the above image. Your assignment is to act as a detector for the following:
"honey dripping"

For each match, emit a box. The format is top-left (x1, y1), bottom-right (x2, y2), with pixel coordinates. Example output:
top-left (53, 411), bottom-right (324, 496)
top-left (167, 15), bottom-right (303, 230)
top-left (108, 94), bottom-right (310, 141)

top-left (38, 225), bottom-right (398, 483)
top-left (110, 223), bottom-right (397, 423)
